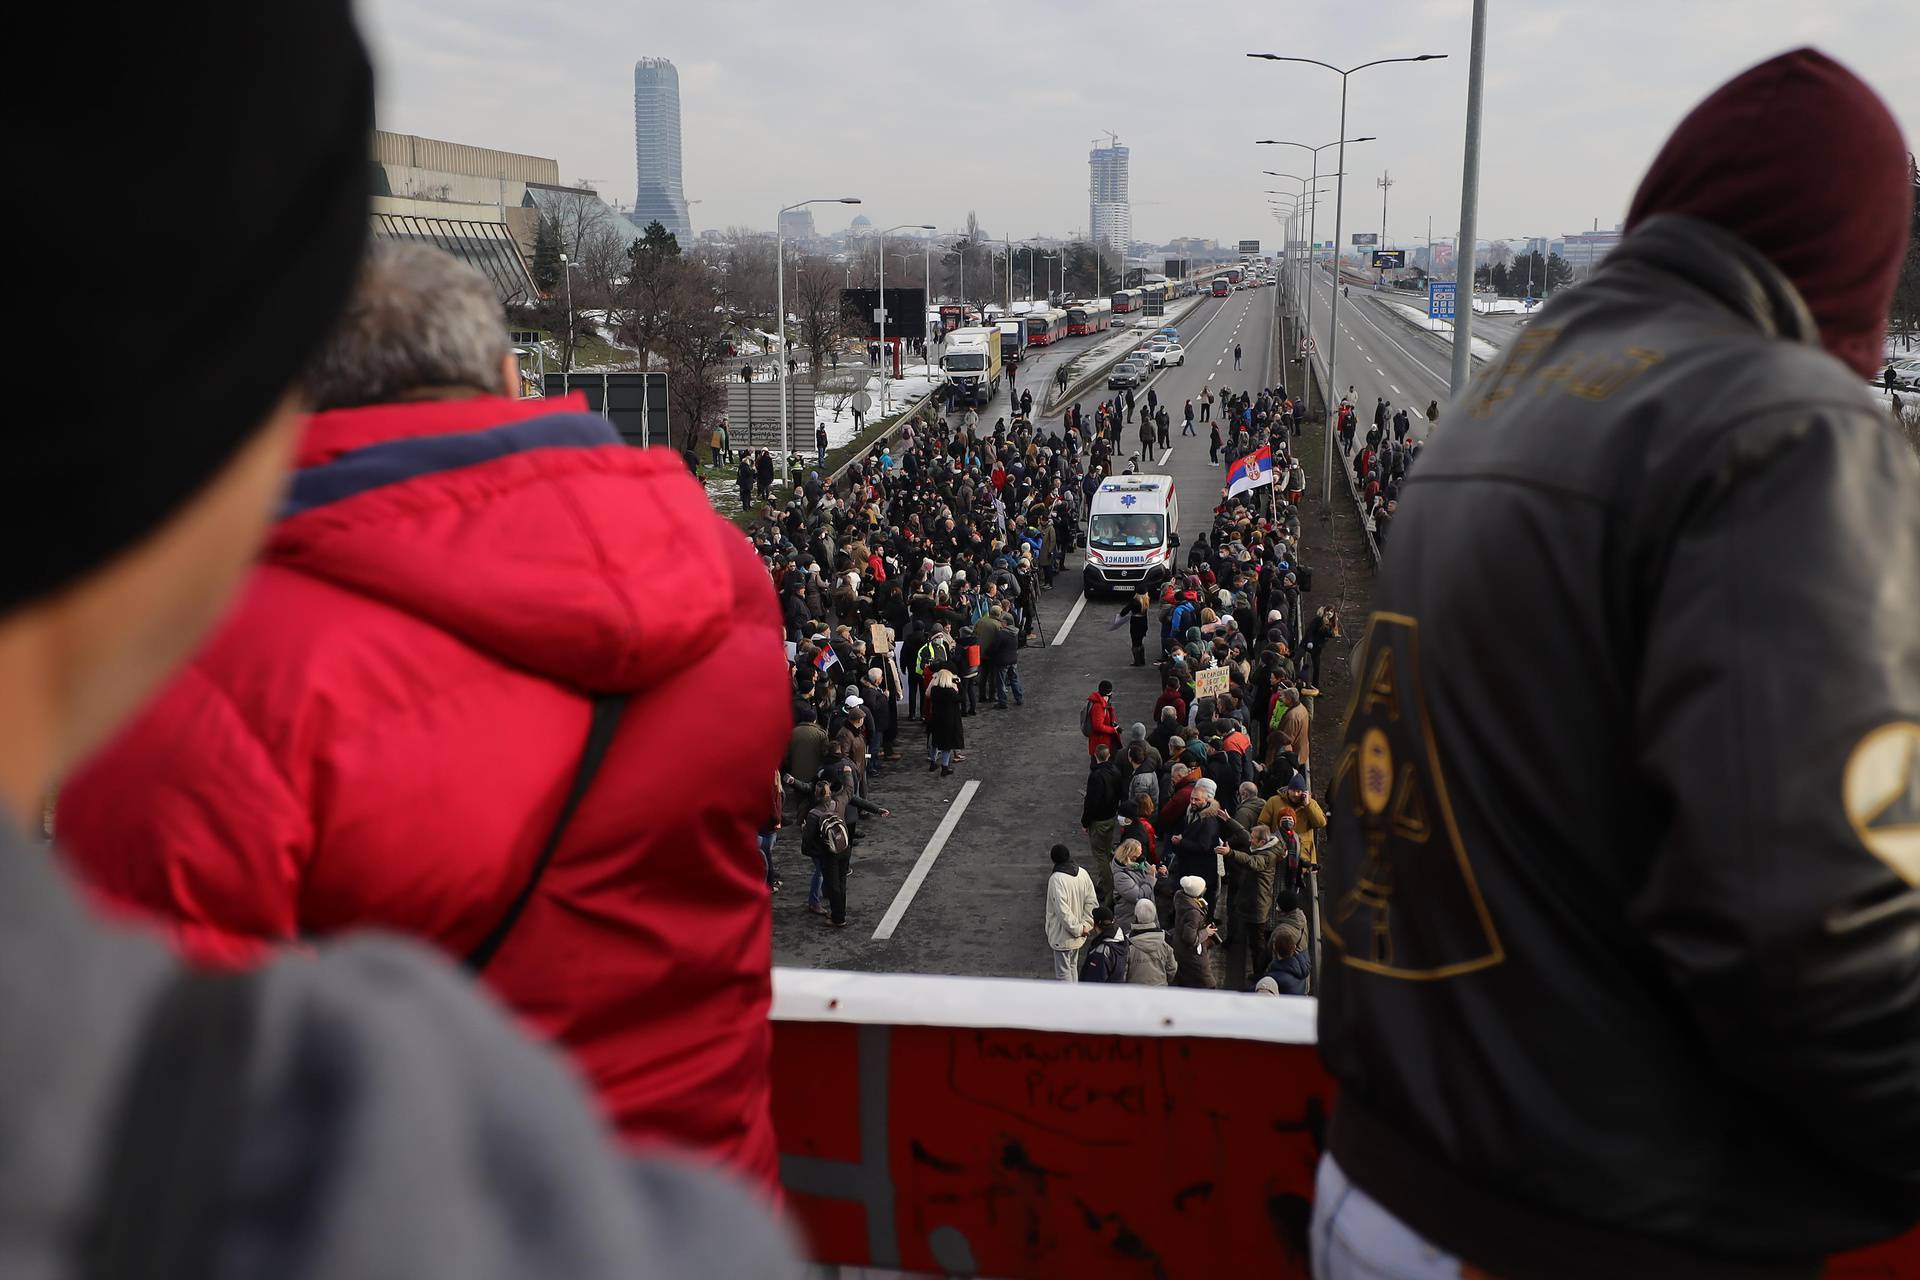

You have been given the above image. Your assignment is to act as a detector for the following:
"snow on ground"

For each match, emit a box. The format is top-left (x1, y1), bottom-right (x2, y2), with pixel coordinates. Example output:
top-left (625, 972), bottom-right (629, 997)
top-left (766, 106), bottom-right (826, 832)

top-left (1381, 300), bottom-right (1503, 361)
top-left (1470, 295), bottom-right (1539, 315)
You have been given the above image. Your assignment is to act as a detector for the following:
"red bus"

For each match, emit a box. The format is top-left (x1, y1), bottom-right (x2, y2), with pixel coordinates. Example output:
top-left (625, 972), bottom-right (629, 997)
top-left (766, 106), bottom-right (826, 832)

top-left (1110, 288), bottom-right (1143, 314)
top-left (1064, 301), bottom-right (1111, 336)
top-left (1211, 277), bottom-right (1231, 297)
top-left (1024, 308), bottom-right (1068, 346)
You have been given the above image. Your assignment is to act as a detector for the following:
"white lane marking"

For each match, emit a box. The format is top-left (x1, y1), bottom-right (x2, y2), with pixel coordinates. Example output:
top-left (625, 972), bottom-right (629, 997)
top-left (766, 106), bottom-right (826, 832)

top-left (1390, 384), bottom-right (1401, 395)
top-left (871, 780), bottom-right (980, 941)
top-left (1160, 447), bottom-right (1175, 465)
top-left (1052, 591), bottom-right (1089, 647)
top-left (1367, 356), bottom-right (1376, 364)
top-left (1207, 372), bottom-right (1215, 381)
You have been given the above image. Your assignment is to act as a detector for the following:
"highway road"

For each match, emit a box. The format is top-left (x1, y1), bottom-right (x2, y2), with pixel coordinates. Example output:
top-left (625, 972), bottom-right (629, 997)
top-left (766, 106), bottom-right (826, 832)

top-left (1301, 267), bottom-right (1457, 444)
top-left (771, 283), bottom-right (1289, 978)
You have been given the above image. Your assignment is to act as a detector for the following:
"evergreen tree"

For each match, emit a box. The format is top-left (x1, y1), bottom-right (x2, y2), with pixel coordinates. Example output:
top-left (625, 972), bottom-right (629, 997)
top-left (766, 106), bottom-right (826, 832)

top-left (638, 220), bottom-right (681, 260)
top-left (531, 216), bottom-right (562, 293)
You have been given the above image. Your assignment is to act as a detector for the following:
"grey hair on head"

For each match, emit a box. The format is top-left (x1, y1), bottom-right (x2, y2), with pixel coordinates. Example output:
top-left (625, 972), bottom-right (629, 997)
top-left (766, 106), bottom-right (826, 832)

top-left (303, 242), bottom-right (511, 411)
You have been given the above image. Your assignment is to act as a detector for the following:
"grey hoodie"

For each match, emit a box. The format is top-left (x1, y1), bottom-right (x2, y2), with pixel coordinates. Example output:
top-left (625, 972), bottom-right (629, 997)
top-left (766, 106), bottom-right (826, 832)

top-left (0, 822), bottom-right (798, 1280)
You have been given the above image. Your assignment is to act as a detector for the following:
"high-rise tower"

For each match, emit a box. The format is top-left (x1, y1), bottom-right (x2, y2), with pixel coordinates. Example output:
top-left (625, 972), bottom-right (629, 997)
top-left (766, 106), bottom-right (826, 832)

top-left (1089, 138), bottom-right (1131, 256)
top-left (632, 57), bottom-right (692, 244)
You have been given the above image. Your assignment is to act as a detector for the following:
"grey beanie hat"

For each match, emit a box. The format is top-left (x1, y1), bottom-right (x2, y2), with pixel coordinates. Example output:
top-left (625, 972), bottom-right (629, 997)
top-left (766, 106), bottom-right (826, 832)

top-left (1133, 898), bottom-right (1158, 927)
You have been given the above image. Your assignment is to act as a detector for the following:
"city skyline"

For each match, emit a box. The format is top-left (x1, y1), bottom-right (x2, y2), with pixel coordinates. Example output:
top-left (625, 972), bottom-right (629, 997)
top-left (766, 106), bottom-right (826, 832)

top-left (359, 0), bottom-right (1919, 250)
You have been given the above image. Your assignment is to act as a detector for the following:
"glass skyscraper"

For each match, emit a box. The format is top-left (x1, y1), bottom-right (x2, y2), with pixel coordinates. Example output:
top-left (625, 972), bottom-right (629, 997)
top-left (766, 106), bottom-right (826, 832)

top-left (1089, 140), bottom-right (1130, 256)
top-left (632, 57), bottom-right (692, 245)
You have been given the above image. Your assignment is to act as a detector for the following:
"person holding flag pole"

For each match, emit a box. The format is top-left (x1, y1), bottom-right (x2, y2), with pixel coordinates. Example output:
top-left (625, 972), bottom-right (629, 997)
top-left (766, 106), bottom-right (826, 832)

top-left (1225, 444), bottom-right (1275, 500)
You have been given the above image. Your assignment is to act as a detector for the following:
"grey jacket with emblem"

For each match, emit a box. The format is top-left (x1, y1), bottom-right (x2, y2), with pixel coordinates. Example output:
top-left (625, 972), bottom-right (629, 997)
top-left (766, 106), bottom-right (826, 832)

top-left (1320, 215), bottom-right (1920, 1278)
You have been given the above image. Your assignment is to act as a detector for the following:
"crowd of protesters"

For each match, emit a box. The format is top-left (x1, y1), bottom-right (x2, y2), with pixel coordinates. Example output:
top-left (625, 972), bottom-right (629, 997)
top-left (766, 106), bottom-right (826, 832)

top-left (753, 398), bottom-right (1109, 927)
top-left (1333, 387), bottom-right (1436, 547)
top-left (1047, 377), bottom-right (1341, 994)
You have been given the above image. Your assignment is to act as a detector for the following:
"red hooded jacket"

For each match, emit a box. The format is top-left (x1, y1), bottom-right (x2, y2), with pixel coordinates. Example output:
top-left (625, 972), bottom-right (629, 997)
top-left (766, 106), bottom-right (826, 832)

top-left (1086, 691), bottom-right (1121, 758)
top-left (58, 395), bottom-right (789, 1191)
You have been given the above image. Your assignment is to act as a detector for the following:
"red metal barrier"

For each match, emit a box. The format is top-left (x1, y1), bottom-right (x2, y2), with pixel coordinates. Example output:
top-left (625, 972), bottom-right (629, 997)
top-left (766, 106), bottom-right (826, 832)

top-left (769, 970), bottom-right (1920, 1278)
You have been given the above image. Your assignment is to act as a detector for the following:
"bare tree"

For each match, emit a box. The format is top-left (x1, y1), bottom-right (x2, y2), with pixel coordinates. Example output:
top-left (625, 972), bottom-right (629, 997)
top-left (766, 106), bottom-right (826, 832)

top-left (610, 222), bottom-right (683, 370)
top-left (790, 253), bottom-right (846, 375)
top-left (723, 235), bottom-right (779, 332)
top-left (663, 260), bottom-right (735, 453)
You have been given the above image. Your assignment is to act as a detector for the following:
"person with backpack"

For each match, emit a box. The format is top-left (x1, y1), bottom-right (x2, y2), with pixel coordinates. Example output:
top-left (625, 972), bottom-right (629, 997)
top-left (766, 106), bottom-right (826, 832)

top-left (1044, 844), bottom-right (1099, 981)
top-left (1125, 898), bottom-right (1179, 986)
top-left (1083, 679), bottom-right (1121, 758)
top-left (1078, 906), bottom-right (1130, 983)
top-left (802, 779), bottom-right (852, 928)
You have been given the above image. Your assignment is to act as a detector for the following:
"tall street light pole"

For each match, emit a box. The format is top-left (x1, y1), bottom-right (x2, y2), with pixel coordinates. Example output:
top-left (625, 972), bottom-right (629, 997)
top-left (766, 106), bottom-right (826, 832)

top-left (557, 252), bottom-right (575, 374)
top-left (1251, 51), bottom-right (1446, 502)
top-left (1451, 0), bottom-right (1489, 398)
top-left (1263, 171), bottom-right (1344, 318)
top-left (777, 196), bottom-right (861, 469)
top-left (1259, 139), bottom-right (1370, 395)
top-left (878, 222), bottom-right (935, 414)
top-left (1259, 137), bottom-right (1372, 402)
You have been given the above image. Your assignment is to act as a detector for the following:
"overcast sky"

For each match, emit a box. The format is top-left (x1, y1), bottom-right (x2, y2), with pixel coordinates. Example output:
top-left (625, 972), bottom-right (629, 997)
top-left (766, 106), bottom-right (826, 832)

top-left (361, 0), bottom-right (1919, 252)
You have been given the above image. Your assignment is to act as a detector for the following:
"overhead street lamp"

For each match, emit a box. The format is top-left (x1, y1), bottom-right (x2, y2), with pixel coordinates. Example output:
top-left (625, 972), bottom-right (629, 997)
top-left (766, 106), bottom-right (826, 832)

top-left (1256, 138), bottom-right (1373, 416)
top-left (1251, 48), bottom-right (1445, 501)
top-left (878, 222), bottom-right (935, 413)
top-left (1257, 141), bottom-right (1371, 407)
top-left (777, 197), bottom-right (860, 469)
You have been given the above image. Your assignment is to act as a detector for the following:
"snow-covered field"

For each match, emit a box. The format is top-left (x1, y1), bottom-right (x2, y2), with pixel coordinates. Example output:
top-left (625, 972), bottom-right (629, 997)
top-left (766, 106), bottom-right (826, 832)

top-left (1381, 299), bottom-right (1503, 361)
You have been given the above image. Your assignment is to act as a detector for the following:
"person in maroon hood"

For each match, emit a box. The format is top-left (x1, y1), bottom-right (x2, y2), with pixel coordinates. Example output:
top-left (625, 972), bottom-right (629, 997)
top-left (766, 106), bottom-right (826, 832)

top-left (56, 243), bottom-right (792, 1197)
top-left (1316, 50), bottom-right (1920, 1280)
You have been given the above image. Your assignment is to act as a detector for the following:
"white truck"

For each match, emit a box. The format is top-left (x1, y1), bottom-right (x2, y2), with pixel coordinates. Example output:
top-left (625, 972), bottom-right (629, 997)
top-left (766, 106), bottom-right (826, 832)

top-left (940, 326), bottom-right (1002, 408)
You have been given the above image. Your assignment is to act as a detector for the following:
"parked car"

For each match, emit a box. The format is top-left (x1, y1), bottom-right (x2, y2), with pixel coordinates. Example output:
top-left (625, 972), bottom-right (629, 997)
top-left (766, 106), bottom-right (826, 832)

top-left (1108, 359), bottom-right (1147, 390)
top-left (1149, 342), bottom-right (1186, 367)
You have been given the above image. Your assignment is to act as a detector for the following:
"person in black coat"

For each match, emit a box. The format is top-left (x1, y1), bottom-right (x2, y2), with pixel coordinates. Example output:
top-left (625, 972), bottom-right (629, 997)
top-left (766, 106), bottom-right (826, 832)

top-left (925, 669), bottom-right (965, 776)
top-left (1126, 590), bottom-right (1151, 667)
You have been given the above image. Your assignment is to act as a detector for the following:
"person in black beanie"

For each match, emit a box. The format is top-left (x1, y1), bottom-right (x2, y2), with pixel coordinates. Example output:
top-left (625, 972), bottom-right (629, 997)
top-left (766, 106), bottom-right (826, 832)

top-left (0, 5), bottom-right (797, 1279)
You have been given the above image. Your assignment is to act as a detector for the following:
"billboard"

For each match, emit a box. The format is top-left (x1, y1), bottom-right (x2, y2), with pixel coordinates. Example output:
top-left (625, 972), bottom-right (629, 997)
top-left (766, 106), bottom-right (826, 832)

top-left (1371, 249), bottom-right (1407, 269)
top-left (839, 287), bottom-right (927, 340)
top-left (1429, 280), bottom-right (1457, 322)
top-left (1164, 258), bottom-right (1185, 279)
top-left (1352, 232), bottom-right (1379, 247)
top-left (542, 371), bottom-right (670, 446)
top-left (1237, 239), bottom-right (1261, 255)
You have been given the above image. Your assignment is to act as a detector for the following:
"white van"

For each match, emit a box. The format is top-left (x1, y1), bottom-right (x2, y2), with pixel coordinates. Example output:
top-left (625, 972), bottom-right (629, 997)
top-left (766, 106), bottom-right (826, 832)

top-left (1082, 475), bottom-right (1180, 597)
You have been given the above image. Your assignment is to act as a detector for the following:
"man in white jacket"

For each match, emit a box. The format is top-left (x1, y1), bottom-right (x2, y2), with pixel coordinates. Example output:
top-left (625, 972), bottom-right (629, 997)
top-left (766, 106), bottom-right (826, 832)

top-left (1045, 843), bottom-right (1099, 980)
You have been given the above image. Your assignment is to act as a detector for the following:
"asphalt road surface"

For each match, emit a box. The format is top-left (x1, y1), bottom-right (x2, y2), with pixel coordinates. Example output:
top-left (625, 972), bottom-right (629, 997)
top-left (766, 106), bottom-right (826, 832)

top-left (1302, 268), bottom-right (1457, 441)
top-left (772, 284), bottom-right (1285, 978)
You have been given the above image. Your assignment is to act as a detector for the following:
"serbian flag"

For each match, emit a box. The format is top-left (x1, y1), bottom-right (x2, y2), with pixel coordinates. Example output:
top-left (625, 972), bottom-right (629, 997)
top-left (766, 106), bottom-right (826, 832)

top-left (1226, 445), bottom-right (1274, 497)
top-left (813, 646), bottom-right (840, 674)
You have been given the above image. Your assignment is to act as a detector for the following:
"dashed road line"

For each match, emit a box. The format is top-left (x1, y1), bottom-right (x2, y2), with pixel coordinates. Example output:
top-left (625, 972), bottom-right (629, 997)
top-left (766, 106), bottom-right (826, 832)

top-left (1389, 384), bottom-right (1401, 395)
top-left (871, 780), bottom-right (980, 941)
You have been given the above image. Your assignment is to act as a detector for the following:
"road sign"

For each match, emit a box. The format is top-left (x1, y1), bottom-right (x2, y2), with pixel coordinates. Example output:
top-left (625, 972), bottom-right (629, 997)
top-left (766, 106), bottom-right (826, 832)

top-left (1428, 281), bottom-right (1457, 322)
top-left (1237, 239), bottom-right (1261, 255)
top-left (1352, 233), bottom-right (1379, 247)
top-left (725, 379), bottom-right (812, 447)
top-left (1371, 250), bottom-right (1406, 269)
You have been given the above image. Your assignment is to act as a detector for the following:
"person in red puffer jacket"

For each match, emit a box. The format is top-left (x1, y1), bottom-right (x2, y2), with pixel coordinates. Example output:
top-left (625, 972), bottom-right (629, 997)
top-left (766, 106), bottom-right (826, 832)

top-left (57, 243), bottom-right (789, 1195)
